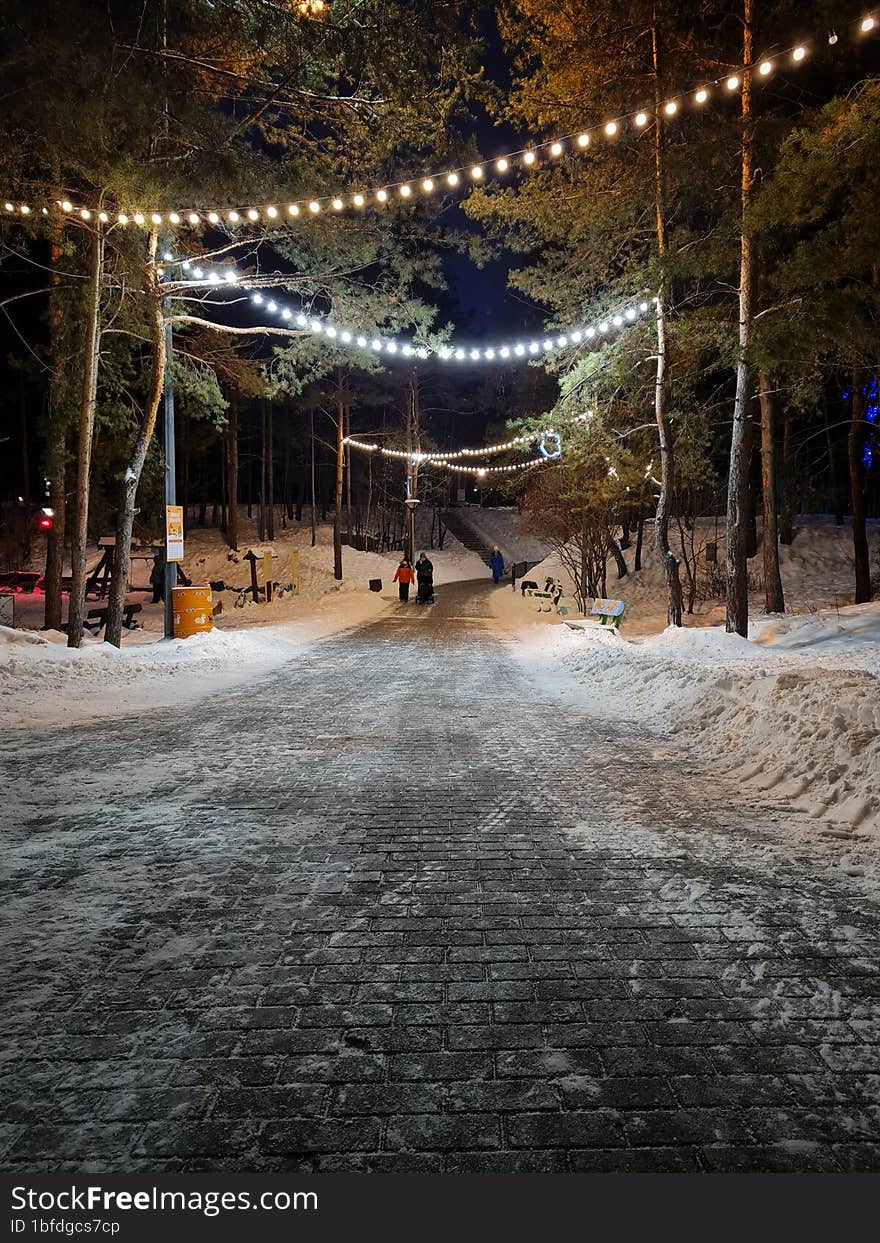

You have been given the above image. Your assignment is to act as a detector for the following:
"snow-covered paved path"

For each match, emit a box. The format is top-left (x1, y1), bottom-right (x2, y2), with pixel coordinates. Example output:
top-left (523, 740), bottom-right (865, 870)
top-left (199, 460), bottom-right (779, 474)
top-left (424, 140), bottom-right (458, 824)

top-left (2, 580), bottom-right (879, 1172)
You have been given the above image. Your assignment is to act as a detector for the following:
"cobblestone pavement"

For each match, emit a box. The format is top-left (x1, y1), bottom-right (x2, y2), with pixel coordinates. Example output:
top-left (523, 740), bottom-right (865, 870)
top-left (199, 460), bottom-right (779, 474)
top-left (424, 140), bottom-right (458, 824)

top-left (2, 580), bottom-right (880, 1173)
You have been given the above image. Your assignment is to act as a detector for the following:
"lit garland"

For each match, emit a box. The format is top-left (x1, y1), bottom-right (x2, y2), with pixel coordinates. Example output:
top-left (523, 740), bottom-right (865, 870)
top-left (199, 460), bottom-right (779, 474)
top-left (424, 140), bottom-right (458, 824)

top-left (343, 432), bottom-right (561, 478)
top-left (2, 14), bottom-right (877, 228)
top-left (163, 260), bottom-right (652, 363)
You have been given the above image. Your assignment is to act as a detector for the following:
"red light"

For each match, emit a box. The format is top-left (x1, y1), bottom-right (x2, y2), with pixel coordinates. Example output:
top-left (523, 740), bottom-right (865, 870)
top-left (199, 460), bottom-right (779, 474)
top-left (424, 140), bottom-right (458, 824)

top-left (39, 517), bottom-right (53, 530)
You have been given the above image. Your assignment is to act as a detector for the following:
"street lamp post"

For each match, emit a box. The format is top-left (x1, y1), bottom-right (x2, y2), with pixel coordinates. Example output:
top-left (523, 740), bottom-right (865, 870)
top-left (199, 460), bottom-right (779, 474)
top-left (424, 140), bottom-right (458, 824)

top-left (162, 310), bottom-right (176, 638)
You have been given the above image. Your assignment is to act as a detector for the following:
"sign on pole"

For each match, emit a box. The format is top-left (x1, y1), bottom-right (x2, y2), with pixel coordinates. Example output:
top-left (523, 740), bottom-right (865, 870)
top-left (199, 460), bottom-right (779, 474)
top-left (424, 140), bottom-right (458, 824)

top-left (165, 504), bottom-right (184, 562)
top-left (289, 550), bottom-right (299, 594)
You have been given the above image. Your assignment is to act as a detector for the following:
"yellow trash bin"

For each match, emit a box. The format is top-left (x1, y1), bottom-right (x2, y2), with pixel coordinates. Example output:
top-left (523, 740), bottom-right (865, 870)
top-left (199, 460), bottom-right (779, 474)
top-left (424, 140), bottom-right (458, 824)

top-left (172, 585), bottom-right (213, 638)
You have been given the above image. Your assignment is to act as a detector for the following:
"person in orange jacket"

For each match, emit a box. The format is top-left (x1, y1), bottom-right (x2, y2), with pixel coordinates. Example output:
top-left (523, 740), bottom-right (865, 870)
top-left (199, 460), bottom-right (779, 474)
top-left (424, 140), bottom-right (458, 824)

top-left (393, 558), bottom-right (415, 602)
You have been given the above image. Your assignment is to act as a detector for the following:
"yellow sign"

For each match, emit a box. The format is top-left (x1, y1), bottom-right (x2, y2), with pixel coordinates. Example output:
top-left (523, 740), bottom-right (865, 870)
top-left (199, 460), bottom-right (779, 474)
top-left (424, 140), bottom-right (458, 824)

top-left (165, 505), bottom-right (184, 562)
top-left (289, 550), bottom-right (299, 594)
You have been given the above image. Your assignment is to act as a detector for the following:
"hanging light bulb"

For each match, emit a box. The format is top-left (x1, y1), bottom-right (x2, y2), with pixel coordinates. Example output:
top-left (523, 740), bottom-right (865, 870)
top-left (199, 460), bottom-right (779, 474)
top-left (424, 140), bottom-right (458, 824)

top-left (287, 204), bottom-right (300, 216)
top-left (635, 111), bottom-right (648, 127)
top-left (861, 17), bottom-right (875, 32)
top-left (208, 211), bottom-right (220, 223)
top-left (726, 75), bottom-right (740, 90)
top-left (169, 212), bottom-right (180, 224)
top-left (604, 121), bottom-right (618, 136)
top-left (664, 101), bottom-right (678, 116)
top-left (792, 45), bottom-right (807, 61)
top-left (353, 193), bottom-right (365, 207)
top-left (471, 165), bottom-right (484, 178)
top-left (695, 87), bottom-right (709, 103)
top-left (228, 210), bottom-right (239, 222)
top-left (247, 208), bottom-right (259, 221)
top-left (759, 59), bottom-right (773, 75)
top-left (550, 141), bottom-right (563, 156)
top-left (151, 213), bottom-right (162, 224)
top-left (98, 211), bottom-right (108, 223)
top-left (118, 212), bottom-right (128, 224)
top-left (80, 208), bottom-right (90, 220)
top-left (577, 133), bottom-right (590, 147)
top-left (496, 158), bottom-right (509, 172)
top-left (376, 189), bottom-right (388, 202)
top-left (447, 172), bottom-right (460, 187)
top-left (399, 184), bottom-right (412, 197)
top-left (308, 201), bottom-right (320, 213)
top-left (523, 150), bottom-right (536, 165)
top-left (331, 198), bottom-right (344, 210)
top-left (266, 206), bottom-right (278, 218)
top-left (422, 178), bottom-right (434, 192)
top-left (134, 212), bottom-right (145, 225)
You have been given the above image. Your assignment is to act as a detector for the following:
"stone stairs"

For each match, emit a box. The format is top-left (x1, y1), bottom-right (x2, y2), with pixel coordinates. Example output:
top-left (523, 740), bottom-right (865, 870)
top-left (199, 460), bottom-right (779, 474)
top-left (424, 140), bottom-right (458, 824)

top-left (441, 510), bottom-right (495, 565)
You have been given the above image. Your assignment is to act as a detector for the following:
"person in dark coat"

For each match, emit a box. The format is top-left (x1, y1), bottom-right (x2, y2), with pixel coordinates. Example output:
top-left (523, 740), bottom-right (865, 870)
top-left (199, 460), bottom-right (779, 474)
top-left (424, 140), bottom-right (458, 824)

top-left (149, 550), bottom-right (165, 603)
top-left (488, 546), bottom-right (504, 584)
top-left (393, 558), bottom-right (415, 602)
top-left (416, 552), bottom-right (434, 603)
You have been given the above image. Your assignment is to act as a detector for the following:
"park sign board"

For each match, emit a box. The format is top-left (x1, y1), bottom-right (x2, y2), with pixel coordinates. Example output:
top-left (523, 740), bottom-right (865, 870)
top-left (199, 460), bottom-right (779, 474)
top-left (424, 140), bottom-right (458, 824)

top-left (165, 505), bottom-right (184, 562)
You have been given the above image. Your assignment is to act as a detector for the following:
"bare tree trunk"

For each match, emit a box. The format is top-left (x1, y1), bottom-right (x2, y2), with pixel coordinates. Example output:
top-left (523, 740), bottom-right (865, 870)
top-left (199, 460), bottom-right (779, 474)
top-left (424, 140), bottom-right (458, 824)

top-left (67, 222), bottom-right (105, 649)
top-left (333, 377), bottom-right (344, 580)
top-left (227, 402), bottom-right (239, 551)
top-left (849, 373), bottom-right (871, 603)
top-left (758, 370), bottom-right (785, 613)
top-left (779, 410), bottom-right (794, 544)
top-left (43, 224), bottom-right (68, 631)
top-left (258, 400), bottom-right (267, 541)
top-left (266, 399), bottom-right (275, 541)
top-left (608, 535), bottom-right (628, 580)
top-left (310, 407), bottom-right (317, 548)
top-left (725, 0), bottom-right (754, 637)
top-left (652, 21), bottom-right (683, 628)
top-left (634, 489), bottom-right (646, 573)
top-left (105, 234), bottom-right (166, 648)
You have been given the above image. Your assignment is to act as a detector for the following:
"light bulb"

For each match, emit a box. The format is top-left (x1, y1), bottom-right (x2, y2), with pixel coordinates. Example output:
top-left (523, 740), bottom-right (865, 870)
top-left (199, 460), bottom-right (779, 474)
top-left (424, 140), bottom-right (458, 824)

top-left (496, 158), bottom-right (508, 172)
top-left (311, 320), bottom-right (323, 332)
top-left (635, 111), bottom-right (648, 126)
top-left (224, 270), bottom-right (236, 282)
top-left (266, 206), bottom-right (277, 218)
top-left (80, 208), bottom-right (91, 220)
top-left (861, 17), bottom-right (875, 32)
top-left (664, 101), bottom-right (677, 116)
top-left (118, 213), bottom-right (128, 224)
top-left (308, 201), bottom-right (320, 213)
top-left (543, 338), bottom-right (553, 351)
top-left (61, 200), bottom-right (72, 212)
top-left (288, 204), bottom-right (300, 216)
top-left (151, 213), bottom-right (162, 224)
top-left (613, 314), bottom-right (623, 327)
top-left (98, 211), bottom-right (108, 222)
top-left (470, 349), bottom-right (480, 359)
top-left (247, 209), bottom-right (259, 221)
top-left (386, 340), bottom-right (396, 352)
top-left (447, 172), bottom-right (460, 187)
top-left (585, 326), bottom-right (595, 338)
top-left (550, 141), bottom-right (563, 156)
top-left (169, 212), bottom-right (180, 224)
top-left (399, 184), bottom-right (411, 197)
top-left (523, 151), bottom-right (535, 165)
top-left (296, 313), bottom-right (307, 326)
top-left (325, 326), bottom-right (336, 338)
top-left (376, 189), bottom-right (388, 202)
top-left (792, 46), bottom-right (806, 61)
top-left (134, 213), bottom-right (145, 225)
top-left (5, 201), bottom-right (15, 212)
top-left (695, 88), bottom-right (709, 103)
top-left (471, 165), bottom-right (483, 178)
top-left (163, 251), bottom-right (173, 261)
top-left (556, 335), bottom-right (568, 347)
top-left (208, 212), bottom-right (220, 223)
top-left (371, 339), bottom-right (382, 350)
top-left (332, 198), bottom-right (343, 210)
top-left (514, 344), bottom-right (525, 356)
top-left (252, 293), bottom-right (263, 304)
top-left (599, 322), bottom-right (609, 333)
top-left (577, 133), bottom-right (590, 147)
top-left (571, 330), bottom-right (582, 342)
top-left (625, 307), bottom-right (636, 320)
top-left (357, 336), bottom-right (366, 347)
top-left (727, 76), bottom-right (740, 90)
top-left (640, 301), bottom-right (649, 312)
top-left (604, 121), bottom-right (618, 136)
top-left (189, 212), bottom-right (200, 224)
top-left (500, 347), bottom-right (510, 358)
top-left (485, 349), bottom-right (495, 359)
top-left (209, 272), bottom-right (220, 284)
top-left (455, 348), bottom-right (465, 360)
top-left (228, 210), bottom-right (239, 222)
top-left (529, 342), bottom-right (539, 354)
top-left (759, 60), bottom-right (773, 75)
top-left (341, 331), bottom-right (351, 343)
top-left (282, 308), bottom-right (291, 319)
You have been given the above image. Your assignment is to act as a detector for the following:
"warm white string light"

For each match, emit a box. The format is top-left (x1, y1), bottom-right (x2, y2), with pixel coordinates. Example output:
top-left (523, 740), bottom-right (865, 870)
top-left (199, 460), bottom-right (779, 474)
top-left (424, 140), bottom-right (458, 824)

top-left (342, 435), bottom-right (556, 478)
top-left (2, 13), bottom-right (876, 229)
top-left (166, 258), bottom-right (652, 363)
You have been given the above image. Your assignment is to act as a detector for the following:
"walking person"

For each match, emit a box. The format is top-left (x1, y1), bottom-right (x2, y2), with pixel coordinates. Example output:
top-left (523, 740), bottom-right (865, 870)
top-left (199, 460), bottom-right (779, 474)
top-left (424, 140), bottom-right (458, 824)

top-left (415, 552), bottom-right (435, 604)
top-left (393, 557), bottom-right (415, 602)
top-left (489, 546), bottom-right (504, 584)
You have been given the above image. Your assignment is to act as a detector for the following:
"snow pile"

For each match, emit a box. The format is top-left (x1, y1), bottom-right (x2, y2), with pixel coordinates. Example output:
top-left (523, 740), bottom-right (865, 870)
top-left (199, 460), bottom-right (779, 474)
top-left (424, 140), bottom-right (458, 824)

top-left (0, 593), bottom-right (387, 729)
top-left (519, 603), bottom-right (880, 841)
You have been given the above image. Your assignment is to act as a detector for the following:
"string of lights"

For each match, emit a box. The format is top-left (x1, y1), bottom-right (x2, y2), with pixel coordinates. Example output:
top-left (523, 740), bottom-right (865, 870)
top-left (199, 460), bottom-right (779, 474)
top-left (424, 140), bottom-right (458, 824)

top-left (342, 433), bottom-right (560, 479)
top-left (2, 13), bottom-right (876, 229)
top-left (170, 265), bottom-right (653, 363)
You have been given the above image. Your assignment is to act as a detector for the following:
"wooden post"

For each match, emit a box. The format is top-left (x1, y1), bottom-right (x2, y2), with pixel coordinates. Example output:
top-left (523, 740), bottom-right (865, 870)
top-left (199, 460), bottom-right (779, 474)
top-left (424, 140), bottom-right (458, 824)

top-left (243, 549), bottom-right (260, 601)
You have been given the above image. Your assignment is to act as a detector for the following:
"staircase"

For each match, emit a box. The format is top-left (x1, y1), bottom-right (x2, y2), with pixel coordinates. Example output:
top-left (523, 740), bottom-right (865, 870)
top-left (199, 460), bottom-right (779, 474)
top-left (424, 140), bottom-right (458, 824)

top-left (441, 510), bottom-right (495, 565)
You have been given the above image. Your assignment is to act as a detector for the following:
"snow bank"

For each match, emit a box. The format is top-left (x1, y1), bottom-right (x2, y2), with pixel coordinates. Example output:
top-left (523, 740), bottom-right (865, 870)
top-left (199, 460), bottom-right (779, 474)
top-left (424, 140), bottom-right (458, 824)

top-left (514, 603), bottom-right (880, 845)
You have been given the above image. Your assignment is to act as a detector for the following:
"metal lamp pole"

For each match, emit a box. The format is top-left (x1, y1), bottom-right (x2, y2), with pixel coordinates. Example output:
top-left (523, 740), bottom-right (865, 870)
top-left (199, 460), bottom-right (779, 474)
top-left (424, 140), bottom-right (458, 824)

top-left (162, 307), bottom-right (176, 638)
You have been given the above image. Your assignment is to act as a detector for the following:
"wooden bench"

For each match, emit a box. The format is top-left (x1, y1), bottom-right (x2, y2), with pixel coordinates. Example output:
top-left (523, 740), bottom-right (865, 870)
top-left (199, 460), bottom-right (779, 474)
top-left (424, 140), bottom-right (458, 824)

top-left (84, 602), bottom-right (142, 634)
top-left (591, 597), bottom-right (625, 628)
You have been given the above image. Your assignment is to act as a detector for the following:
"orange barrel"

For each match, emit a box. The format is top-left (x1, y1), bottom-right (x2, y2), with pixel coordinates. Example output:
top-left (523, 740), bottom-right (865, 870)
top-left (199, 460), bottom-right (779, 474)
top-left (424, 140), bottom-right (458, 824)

top-left (171, 585), bottom-right (213, 638)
